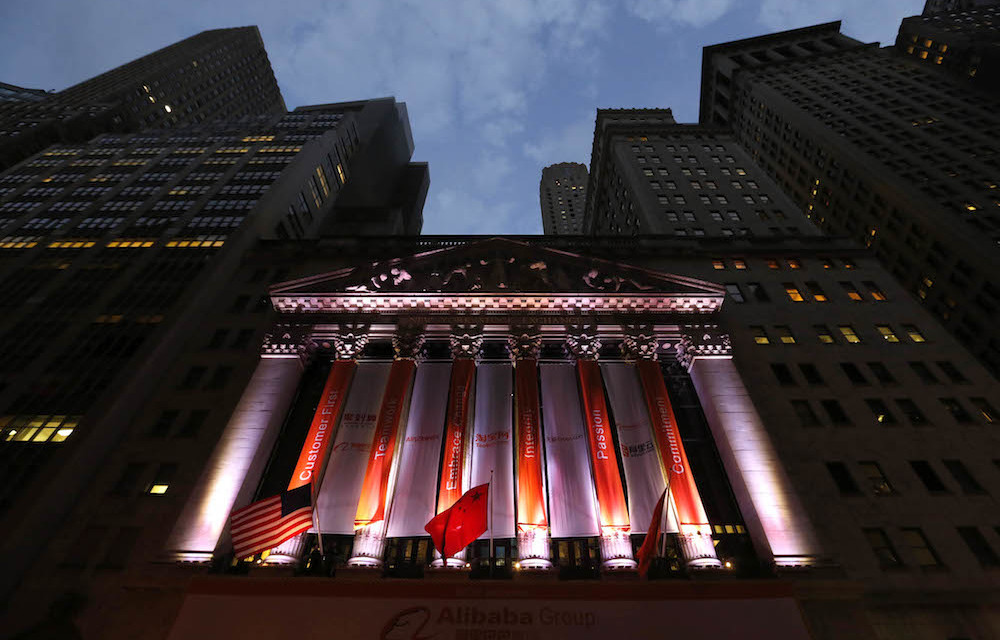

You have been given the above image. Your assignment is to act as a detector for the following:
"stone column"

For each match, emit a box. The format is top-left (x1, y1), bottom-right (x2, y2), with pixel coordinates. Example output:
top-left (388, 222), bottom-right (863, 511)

top-left (566, 325), bottom-right (637, 570)
top-left (348, 325), bottom-right (424, 568)
top-left (508, 327), bottom-right (552, 570)
top-left (678, 325), bottom-right (820, 567)
top-left (165, 325), bottom-right (312, 563)
top-left (266, 325), bottom-right (370, 567)
top-left (621, 325), bottom-right (720, 569)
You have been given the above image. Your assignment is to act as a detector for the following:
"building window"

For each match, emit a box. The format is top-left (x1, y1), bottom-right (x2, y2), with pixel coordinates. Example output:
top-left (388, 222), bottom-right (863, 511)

top-left (971, 398), bottom-right (997, 424)
top-left (902, 324), bottom-right (926, 343)
top-left (943, 460), bottom-right (986, 495)
top-left (784, 283), bottom-right (805, 302)
top-left (178, 410), bottom-right (209, 438)
top-left (935, 361), bottom-right (968, 384)
top-left (775, 325), bottom-right (796, 344)
top-left (109, 463), bottom-right (146, 497)
top-left (867, 363), bottom-right (897, 385)
top-left (910, 460), bottom-right (948, 493)
top-left (896, 399), bottom-right (927, 425)
top-left (805, 281), bottom-right (827, 302)
top-left (840, 363), bottom-right (869, 386)
top-left (750, 326), bottom-right (770, 345)
top-left (956, 527), bottom-right (1000, 567)
top-left (147, 463), bottom-right (177, 495)
top-left (900, 528), bottom-right (942, 568)
top-left (839, 325), bottom-right (862, 344)
top-left (733, 259), bottom-right (747, 270)
top-left (840, 281), bottom-right (863, 302)
top-left (725, 284), bottom-right (744, 303)
top-left (799, 363), bottom-right (825, 385)
top-left (771, 363), bottom-right (796, 386)
top-left (712, 259), bottom-right (726, 270)
top-left (791, 400), bottom-right (821, 427)
top-left (909, 361), bottom-right (939, 384)
top-left (859, 461), bottom-right (895, 496)
top-left (814, 325), bottom-right (836, 344)
top-left (148, 410), bottom-right (179, 438)
top-left (821, 399), bottom-right (850, 425)
top-left (866, 399), bottom-right (897, 425)
top-left (940, 398), bottom-right (973, 423)
top-left (864, 281), bottom-right (887, 301)
top-left (864, 528), bottom-right (903, 568)
top-left (767, 259), bottom-right (780, 270)
top-left (179, 366), bottom-right (206, 390)
top-left (876, 325), bottom-right (900, 343)
top-left (747, 282), bottom-right (769, 302)
top-left (826, 462), bottom-right (861, 495)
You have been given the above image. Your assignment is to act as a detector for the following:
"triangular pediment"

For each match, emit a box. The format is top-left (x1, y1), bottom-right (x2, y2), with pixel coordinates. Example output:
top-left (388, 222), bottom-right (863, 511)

top-left (272, 238), bottom-right (723, 297)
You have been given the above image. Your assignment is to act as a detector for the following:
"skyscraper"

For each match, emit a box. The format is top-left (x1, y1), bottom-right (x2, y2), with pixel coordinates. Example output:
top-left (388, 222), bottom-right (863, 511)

top-left (699, 14), bottom-right (1000, 377)
top-left (0, 26), bottom-right (286, 170)
top-left (539, 162), bottom-right (587, 234)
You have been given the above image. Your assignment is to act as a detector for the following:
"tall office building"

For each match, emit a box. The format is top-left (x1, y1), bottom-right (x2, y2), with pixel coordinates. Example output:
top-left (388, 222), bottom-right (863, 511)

top-left (539, 162), bottom-right (587, 234)
top-left (699, 14), bottom-right (1000, 377)
top-left (922, 0), bottom-right (1000, 15)
top-left (0, 26), bottom-right (286, 170)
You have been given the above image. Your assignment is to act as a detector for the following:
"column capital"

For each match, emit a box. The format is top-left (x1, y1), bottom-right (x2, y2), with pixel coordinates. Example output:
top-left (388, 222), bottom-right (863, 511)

top-left (676, 324), bottom-right (732, 369)
top-left (392, 324), bottom-right (426, 361)
top-left (564, 324), bottom-right (601, 361)
top-left (260, 324), bottom-right (313, 361)
top-left (507, 325), bottom-right (542, 361)
top-left (331, 323), bottom-right (369, 360)
top-left (620, 324), bottom-right (659, 362)
top-left (449, 324), bottom-right (484, 360)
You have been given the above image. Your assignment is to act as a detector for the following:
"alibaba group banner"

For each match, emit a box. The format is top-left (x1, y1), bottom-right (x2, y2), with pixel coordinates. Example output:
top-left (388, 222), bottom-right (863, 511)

top-left (576, 360), bottom-right (630, 531)
top-left (514, 359), bottom-right (547, 530)
top-left (437, 358), bottom-right (475, 513)
top-left (636, 360), bottom-right (710, 532)
top-left (354, 359), bottom-right (416, 529)
top-left (287, 360), bottom-right (356, 492)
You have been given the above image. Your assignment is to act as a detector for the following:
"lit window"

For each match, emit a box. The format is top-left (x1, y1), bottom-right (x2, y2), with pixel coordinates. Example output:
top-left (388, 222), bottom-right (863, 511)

top-left (787, 259), bottom-right (802, 269)
top-left (766, 259), bottom-right (780, 270)
top-left (840, 282), bottom-right (863, 301)
top-left (902, 324), bottom-right (926, 343)
top-left (839, 325), bottom-right (862, 344)
top-left (842, 259), bottom-right (856, 270)
top-left (864, 281), bottom-right (887, 301)
top-left (806, 281), bottom-right (827, 302)
top-left (712, 259), bottom-right (726, 270)
top-left (971, 398), bottom-right (997, 424)
top-left (149, 484), bottom-right (169, 495)
top-left (733, 259), bottom-right (747, 270)
top-left (775, 325), bottom-right (796, 344)
top-left (865, 399), bottom-right (897, 425)
top-left (750, 326), bottom-right (770, 345)
top-left (876, 325), bottom-right (900, 343)
top-left (784, 283), bottom-right (805, 302)
top-left (919, 51), bottom-right (928, 60)
top-left (859, 461), bottom-right (895, 496)
top-left (814, 325), bottom-right (836, 344)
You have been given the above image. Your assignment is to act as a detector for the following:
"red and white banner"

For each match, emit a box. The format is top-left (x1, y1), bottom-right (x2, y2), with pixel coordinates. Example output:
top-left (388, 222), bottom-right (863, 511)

top-left (471, 363), bottom-right (515, 539)
top-left (287, 360), bottom-right (355, 492)
top-left (437, 358), bottom-right (475, 513)
top-left (514, 359), bottom-right (547, 531)
top-left (601, 363), bottom-right (677, 534)
top-left (636, 360), bottom-right (711, 534)
top-left (539, 364), bottom-right (600, 538)
top-left (387, 363), bottom-right (450, 538)
top-left (315, 363), bottom-right (390, 534)
top-left (355, 359), bottom-right (416, 529)
top-left (576, 360), bottom-right (630, 532)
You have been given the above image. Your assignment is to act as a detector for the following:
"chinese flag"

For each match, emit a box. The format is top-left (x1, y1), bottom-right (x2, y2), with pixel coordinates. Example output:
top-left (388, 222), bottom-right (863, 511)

top-left (636, 488), bottom-right (667, 579)
top-left (425, 483), bottom-right (489, 559)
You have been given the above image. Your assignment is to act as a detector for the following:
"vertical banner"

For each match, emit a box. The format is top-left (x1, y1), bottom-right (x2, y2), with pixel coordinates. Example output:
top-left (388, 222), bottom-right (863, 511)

top-left (315, 363), bottom-right (391, 534)
top-left (437, 358), bottom-right (476, 513)
top-left (514, 359), bottom-right (547, 531)
top-left (539, 364), bottom-right (600, 538)
top-left (354, 359), bottom-right (416, 529)
top-left (386, 363), bottom-right (450, 538)
top-left (576, 360), bottom-right (630, 532)
top-left (636, 360), bottom-right (711, 533)
top-left (287, 360), bottom-right (356, 492)
top-left (470, 363), bottom-right (515, 539)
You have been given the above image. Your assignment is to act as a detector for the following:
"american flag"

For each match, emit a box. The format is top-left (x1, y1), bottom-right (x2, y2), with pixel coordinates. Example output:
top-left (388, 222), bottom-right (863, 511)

top-left (231, 484), bottom-right (313, 559)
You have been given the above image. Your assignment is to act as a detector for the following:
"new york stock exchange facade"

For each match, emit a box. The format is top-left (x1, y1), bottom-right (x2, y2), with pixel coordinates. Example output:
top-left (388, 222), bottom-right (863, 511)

top-left (163, 238), bottom-right (832, 639)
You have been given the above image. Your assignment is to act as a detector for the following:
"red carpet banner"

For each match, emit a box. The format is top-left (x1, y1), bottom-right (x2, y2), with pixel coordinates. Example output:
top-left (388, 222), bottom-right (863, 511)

top-left (470, 363), bottom-right (515, 539)
top-left (387, 363), bottom-right (450, 538)
top-left (576, 360), bottom-right (630, 532)
top-left (539, 364), bottom-right (600, 538)
top-left (315, 363), bottom-right (390, 534)
top-left (636, 360), bottom-right (710, 532)
top-left (437, 358), bottom-right (475, 513)
top-left (287, 360), bottom-right (355, 492)
top-left (514, 359), bottom-right (547, 531)
top-left (355, 359), bottom-right (416, 528)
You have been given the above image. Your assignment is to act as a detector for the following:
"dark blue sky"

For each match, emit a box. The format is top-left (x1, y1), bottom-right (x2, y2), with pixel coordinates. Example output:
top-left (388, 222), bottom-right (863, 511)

top-left (0, 0), bottom-right (923, 234)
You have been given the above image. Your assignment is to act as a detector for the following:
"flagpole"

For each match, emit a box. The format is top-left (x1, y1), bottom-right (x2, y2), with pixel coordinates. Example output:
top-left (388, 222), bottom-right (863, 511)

top-left (489, 469), bottom-right (494, 576)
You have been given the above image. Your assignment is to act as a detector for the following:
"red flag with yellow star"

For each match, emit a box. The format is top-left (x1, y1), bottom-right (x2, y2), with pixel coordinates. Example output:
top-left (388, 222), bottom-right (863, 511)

top-left (425, 483), bottom-right (489, 559)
